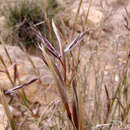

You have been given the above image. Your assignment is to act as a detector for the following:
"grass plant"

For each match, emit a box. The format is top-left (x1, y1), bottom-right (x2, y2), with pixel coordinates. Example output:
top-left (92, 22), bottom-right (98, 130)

top-left (0, 0), bottom-right (59, 48)
top-left (0, 0), bottom-right (129, 130)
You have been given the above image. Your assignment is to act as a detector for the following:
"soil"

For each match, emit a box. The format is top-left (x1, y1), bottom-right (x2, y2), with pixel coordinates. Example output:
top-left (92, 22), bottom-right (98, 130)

top-left (0, 0), bottom-right (129, 129)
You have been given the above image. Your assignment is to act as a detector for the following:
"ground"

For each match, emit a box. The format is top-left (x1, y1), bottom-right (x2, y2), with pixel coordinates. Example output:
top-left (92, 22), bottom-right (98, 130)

top-left (0, 0), bottom-right (129, 130)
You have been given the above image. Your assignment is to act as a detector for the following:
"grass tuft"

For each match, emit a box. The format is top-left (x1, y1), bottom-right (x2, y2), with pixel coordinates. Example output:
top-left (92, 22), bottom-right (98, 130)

top-left (1, 0), bottom-right (59, 48)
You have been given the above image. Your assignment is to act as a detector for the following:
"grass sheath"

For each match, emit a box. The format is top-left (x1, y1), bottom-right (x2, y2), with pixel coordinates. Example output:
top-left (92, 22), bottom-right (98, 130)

top-left (40, 46), bottom-right (72, 122)
top-left (72, 80), bottom-right (79, 130)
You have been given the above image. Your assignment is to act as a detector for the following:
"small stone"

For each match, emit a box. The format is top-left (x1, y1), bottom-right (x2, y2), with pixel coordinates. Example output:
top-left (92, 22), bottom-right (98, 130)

top-left (104, 71), bottom-right (108, 75)
top-left (115, 74), bottom-right (119, 82)
top-left (105, 65), bottom-right (113, 70)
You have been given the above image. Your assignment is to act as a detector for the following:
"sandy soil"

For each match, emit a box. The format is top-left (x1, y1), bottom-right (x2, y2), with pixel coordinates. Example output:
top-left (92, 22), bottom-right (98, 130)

top-left (0, 0), bottom-right (129, 129)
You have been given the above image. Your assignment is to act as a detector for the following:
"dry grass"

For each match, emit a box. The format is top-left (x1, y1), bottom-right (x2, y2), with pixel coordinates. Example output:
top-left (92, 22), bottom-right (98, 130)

top-left (0, 0), bottom-right (129, 130)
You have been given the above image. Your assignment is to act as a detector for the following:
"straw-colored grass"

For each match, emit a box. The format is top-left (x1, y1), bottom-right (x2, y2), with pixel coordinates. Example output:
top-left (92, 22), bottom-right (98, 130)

top-left (0, 0), bottom-right (129, 130)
